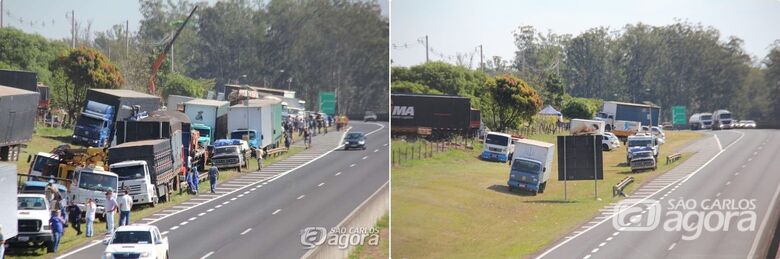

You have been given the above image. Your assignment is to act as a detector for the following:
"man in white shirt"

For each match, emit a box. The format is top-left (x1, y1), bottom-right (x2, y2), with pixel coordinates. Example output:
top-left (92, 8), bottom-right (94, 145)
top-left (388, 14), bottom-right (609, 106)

top-left (118, 189), bottom-right (133, 226)
top-left (104, 190), bottom-right (119, 235)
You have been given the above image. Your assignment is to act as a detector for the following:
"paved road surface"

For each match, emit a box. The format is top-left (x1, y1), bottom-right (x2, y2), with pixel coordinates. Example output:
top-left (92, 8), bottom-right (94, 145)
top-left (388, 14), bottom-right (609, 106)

top-left (58, 121), bottom-right (389, 259)
top-left (536, 129), bottom-right (780, 259)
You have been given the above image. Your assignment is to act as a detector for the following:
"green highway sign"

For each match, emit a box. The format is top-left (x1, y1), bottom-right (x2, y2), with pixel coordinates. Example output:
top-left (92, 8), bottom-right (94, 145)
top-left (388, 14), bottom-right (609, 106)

top-left (672, 106), bottom-right (686, 125)
top-left (319, 91), bottom-right (336, 115)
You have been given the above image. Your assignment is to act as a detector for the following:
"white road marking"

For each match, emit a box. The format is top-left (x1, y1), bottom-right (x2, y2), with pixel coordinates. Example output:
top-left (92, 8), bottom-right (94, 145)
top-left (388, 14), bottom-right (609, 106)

top-left (179, 221), bottom-right (188, 226)
top-left (612, 232), bottom-right (619, 236)
top-left (383, 143), bottom-right (388, 146)
top-left (606, 237), bottom-right (613, 241)
top-left (726, 181), bottom-right (731, 186)
top-left (200, 251), bottom-right (214, 259)
top-left (207, 208), bottom-right (214, 212)
top-left (198, 212), bottom-right (206, 216)
top-left (749, 156), bottom-right (780, 258)
top-left (583, 255), bottom-right (591, 259)
top-left (362, 156), bottom-right (368, 160)
top-left (715, 135), bottom-right (723, 150)
top-left (335, 172), bottom-right (341, 176)
top-left (238, 194), bottom-right (244, 197)
top-left (374, 149), bottom-right (379, 153)
top-left (591, 248), bottom-right (599, 253)
top-left (215, 205), bottom-right (222, 208)
top-left (273, 209), bottom-right (281, 215)
top-left (318, 182), bottom-right (325, 187)
top-left (350, 163), bottom-right (356, 167)
top-left (716, 192), bottom-right (721, 197)
top-left (161, 231), bottom-right (169, 235)
top-left (599, 242), bottom-right (606, 247)
top-left (240, 228), bottom-right (252, 235)
top-left (170, 226), bottom-right (179, 230)
top-left (668, 242), bottom-right (677, 250)
top-left (297, 195), bottom-right (305, 200)
top-left (189, 217), bottom-right (196, 221)
top-left (223, 201), bottom-right (230, 204)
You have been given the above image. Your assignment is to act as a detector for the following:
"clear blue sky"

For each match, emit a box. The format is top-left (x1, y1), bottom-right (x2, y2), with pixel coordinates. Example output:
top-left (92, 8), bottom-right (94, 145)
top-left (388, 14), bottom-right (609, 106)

top-left (1, 0), bottom-right (388, 41)
top-left (391, 0), bottom-right (780, 67)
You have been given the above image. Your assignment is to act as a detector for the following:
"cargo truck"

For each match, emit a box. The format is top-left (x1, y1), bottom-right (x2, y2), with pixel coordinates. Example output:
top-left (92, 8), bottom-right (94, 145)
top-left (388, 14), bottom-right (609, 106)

top-left (507, 139), bottom-right (555, 194)
top-left (0, 69), bottom-right (50, 113)
top-left (390, 93), bottom-right (471, 137)
top-left (0, 85), bottom-right (39, 161)
top-left (688, 112), bottom-right (713, 130)
top-left (114, 110), bottom-right (189, 175)
top-left (569, 119), bottom-right (605, 136)
top-left (712, 109), bottom-right (733, 130)
top-left (108, 139), bottom-right (178, 205)
top-left (0, 162), bottom-right (18, 248)
top-left (594, 101), bottom-right (659, 138)
top-left (481, 132), bottom-right (512, 162)
top-left (227, 98), bottom-right (282, 149)
top-left (183, 99), bottom-right (229, 144)
top-left (166, 94), bottom-right (195, 112)
top-left (71, 101), bottom-right (115, 147)
top-left (81, 89), bottom-right (162, 146)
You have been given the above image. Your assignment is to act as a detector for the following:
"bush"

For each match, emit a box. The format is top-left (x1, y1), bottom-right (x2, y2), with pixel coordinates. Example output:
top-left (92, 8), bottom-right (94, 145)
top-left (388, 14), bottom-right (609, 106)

top-left (561, 98), bottom-right (594, 119)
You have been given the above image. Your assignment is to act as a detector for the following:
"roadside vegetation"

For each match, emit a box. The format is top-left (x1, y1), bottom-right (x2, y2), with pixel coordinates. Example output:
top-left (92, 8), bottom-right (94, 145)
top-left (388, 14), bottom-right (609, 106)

top-left (391, 130), bottom-right (701, 258)
top-left (349, 213), bottom-right (389, 259)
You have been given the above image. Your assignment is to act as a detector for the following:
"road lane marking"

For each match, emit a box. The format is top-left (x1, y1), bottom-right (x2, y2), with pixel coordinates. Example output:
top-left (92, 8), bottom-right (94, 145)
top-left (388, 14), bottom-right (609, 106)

top-left (297, 195), bottom-right (305, 200)
top-left (179, 221), bottom-right (188, 226)
top-left (383, 143), bottom-right (388, 146)
top-left (726, 181), bottom-right (731, 185)
top-left (170, 226), bottom-right (179, 230)
top-left (715, 135), bottom-right (723, 150)
top-left (748, 154), bottom-right (780, 258)
top-left (374, 149), bottom-right (378, 152)
top-left (189, 217), bottom-right (196, 221)
top-left (612, 232), bottom-right (619, 236)
top-left (198, 212), bottom-right (206, 216)
top-left (591, 248), bottom-right (599, 253)
top-left (200, 251), bottom-right (214, 259)
top-left (207, 208), bottom-right (214, 212)
top-left (599, 242), bottom-right (606, 247)
top-left (240, 228), bottom-right (252, 235)
top-left (215, 205), bottom-right (222, 208)
top-left (238, 194), bottom-right (244, 197)
top-left (335, 172), bottom-right (341, 176)
top-left (668, 242), bottom-right (677, 250)
top-left (362, 156), bottom-right (368, 160)
top-left (716, 192), bottom-right (721, 197)
top-left (273, 209), bottom-right (281, 215)
top-left (161, 231), bottom-right (169, 235)
top-left (318, 182), bottom-right (325, 187)
top-left (606, 237), bottom-right (613, 241)
top-left (350, 164), bottom-right (356, 167)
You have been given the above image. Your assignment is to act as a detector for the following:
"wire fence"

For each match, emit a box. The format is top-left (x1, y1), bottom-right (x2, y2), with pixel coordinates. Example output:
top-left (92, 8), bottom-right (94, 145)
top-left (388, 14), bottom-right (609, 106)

top-left (391, 136), bottom-right (477, 166)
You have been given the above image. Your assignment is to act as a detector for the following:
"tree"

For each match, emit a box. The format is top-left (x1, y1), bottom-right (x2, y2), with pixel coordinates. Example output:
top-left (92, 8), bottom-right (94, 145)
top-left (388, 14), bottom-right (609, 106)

top-left (391, 62), bottom-right (486, 96)
top-left (158, 73), bottom-right (210, 99)
top-left (561, 98), bottom-right (594, 119)
top-left (391, 81), bottom-right (442, 94)
top-left (765, 42), bottom-right (780, 125)
top-left (50, 47), bottom-right (124, 125)
top-left (544, 73), bottom-right (565, 108)
top-left (483, 75), bottom-right (543, 132)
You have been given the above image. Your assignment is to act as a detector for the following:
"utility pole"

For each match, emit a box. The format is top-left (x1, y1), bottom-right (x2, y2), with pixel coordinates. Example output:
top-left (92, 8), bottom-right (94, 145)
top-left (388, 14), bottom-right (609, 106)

top-left (71, 10), bottom-right (75, 48)
top-left (126, 20), bottom-right (129, 59)
top-left (479, 44), bottom-right (484, 71)
top-left (425, 35), bottom-right (429, 63)
top-left (1, 0), bottom-right (4, 29)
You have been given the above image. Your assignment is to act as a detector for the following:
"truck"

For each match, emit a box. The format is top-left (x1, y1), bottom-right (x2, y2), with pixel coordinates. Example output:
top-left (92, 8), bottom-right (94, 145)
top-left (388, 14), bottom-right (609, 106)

top-left (69, 166), bottom-right (119, 217)
top-left (108, 139), bottom-right (178, 205)
top-left (227, 98), bottom-right (283, 149)
top-left (391, 93), bottom-right (471, 137)
top-left (626, 135), bottom-right (659, 163)
top-left (688, 112), bottom-right (713, 130)
top-left (114, 110), bottom-right (189, 175)
top-left (630, 150), bottom-right (657, 173)
top-left (0, 69), bottom-right (50, 114)
top-left (82, 89), bottom-right (162, 146)
top-left (166, 94), bottom-right (195, 112)
top-left (9, 193), bottom-right (52, 251)
top-left (569, 119), bottom-right (605, 136)
top-left (712, 109), bottom-right (733, 130)
top-left (0, 85), bottom-right (38, 161)
top-left (507, 139), bottom-right (555, 194)
top-left (594, 101), bottom-right (659, 138)
top-left (0, 162), bottom-right (18, 249)
top-left (71, 101), bottom-right (115, 147)
top-left (183, 99), bottom-right (230, 144)
top-left (481, 132), bottom-right (512, 162)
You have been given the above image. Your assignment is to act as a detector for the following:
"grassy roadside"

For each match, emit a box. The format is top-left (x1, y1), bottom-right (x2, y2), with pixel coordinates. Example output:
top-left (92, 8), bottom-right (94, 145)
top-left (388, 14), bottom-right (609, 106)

top-left (7, 125), bottom-right (304, 259)
top-left (349, 213), bottom-right (389, 259)
top-left (391, 131), bottom-right (702, 258)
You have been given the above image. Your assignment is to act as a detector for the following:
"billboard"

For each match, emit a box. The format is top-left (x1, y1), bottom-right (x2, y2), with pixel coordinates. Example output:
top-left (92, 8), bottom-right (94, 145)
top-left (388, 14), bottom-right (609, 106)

top-left (557, 135), bottom-right (604, 181)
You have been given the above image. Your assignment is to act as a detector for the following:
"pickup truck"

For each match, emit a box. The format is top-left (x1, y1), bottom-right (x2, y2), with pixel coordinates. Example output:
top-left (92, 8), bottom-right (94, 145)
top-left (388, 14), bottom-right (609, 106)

top-left (8, 194), bottom-right (54, 252)
top-left (211, 145), bottom-right (246, 172)
top-left (626, 135), bottom-right (659, 164)
top-left (630, 150), bottom-right (657, 173)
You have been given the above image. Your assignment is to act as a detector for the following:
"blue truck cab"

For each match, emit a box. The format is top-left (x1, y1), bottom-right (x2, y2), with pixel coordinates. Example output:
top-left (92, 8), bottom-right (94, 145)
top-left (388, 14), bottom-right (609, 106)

top-left (626, 134), bottom-right (659, 163)
top-left (230, 129), bottom-right (260, 149)
top-left (481, 132), bottom-right (512, 162)
top-left (72, 101), bottom-right (114, 147)
top-left (192, 123), bottom-right (213, 146)
top-left (507, 139), bottom-right (555, 194)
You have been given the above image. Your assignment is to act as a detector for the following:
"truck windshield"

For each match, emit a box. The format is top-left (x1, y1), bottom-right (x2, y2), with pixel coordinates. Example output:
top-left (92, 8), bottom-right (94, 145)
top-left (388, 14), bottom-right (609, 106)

top-left (32, 155), bottom-right (60, 177)
top-left (76, 115), bottom-right (104, 128)
top-left (485, 134), bottom-right (509, 146)
top-left (78, 171), bottom-right (118, 192)
top-left (629, 140), bottom-right (653, 147)
top-left (719, 113), bottom-right (732, 119)
top-left (195, 128), bottom-right (211, 137)
top-left (231, 131), bottom-right (256, 140)
top-left (112, 165), bottom-right (146, 181)
top-left (512, 159), bottom-right (542, 174)
top-left (701, 115), bottom-right (712, 121)
top-left (18, 196), bottom-right (47, 210)
top-left (214, 147), bottom-right (238, 156)
top-left (111, 231), bottom-right (153, 244)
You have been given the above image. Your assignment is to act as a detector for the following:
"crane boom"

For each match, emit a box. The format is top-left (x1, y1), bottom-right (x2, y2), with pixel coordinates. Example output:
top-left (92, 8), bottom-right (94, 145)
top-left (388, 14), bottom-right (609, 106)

top-left (148, 5), bottom-right (198, 95)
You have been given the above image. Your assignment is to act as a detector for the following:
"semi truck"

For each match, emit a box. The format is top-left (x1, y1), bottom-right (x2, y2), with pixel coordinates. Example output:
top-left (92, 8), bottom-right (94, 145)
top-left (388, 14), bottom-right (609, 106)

top-left (81, 89), bottom-right (162, 146)
top-left (108, 139), bottom-right (178, 205)
top-left (183, 99), bottom-right (230, 144)
top-left (227, 98), bottom-right (283, 149)
top-left (712, 109), bottom-right (733, 130)
top-left (390, 93), bottom-right (471, 137)
top-left (114, 110), bottom-right (190, 175)
top-left (0, 85), bottom-right (39, 161)
top-left (507, 139), bottom-right (555, 194)
top-left (71, 101), bottom-right (114, 147)
top-left (594, 101), bottom-right (659, 137)
top-left (0, 69), bottom-right (50, 114)
top-left (688, 112), bottom-right (713, 130)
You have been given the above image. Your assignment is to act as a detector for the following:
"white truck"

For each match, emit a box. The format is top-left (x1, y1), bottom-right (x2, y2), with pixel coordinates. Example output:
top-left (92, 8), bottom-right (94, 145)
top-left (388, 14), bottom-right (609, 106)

top-left (626, 135), bottom-right (659, 164)
top-left (70, 166), bottom-right (119, 216)
top-left (688, 112), bottom-right (713, 130)
top-left (1, 162), bottom-right (19, 249)
top-left (228, 99), bottom-right (269, 149)
top-left (507, 139), bottom-right (555, 194)
top-left (569, 119), bottom-right (605, 136)
top-left (712, 109), bottom-right (733, 130)
top-left (480, 132), bottom-right (512, 162)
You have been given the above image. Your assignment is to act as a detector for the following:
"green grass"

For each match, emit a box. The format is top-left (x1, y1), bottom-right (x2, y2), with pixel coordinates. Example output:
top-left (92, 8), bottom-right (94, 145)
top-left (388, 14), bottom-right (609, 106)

top-left (7, 125), bottom-right (304, 259)
top-left (349, 213), bottom-right (389, 259)
top-left (391, 131), bottom-right (702, 258)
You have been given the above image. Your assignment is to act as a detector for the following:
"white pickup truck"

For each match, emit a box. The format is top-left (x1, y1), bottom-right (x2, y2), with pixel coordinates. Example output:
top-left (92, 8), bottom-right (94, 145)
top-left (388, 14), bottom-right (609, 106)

top-left (8, 194), bottom-right (54, 252)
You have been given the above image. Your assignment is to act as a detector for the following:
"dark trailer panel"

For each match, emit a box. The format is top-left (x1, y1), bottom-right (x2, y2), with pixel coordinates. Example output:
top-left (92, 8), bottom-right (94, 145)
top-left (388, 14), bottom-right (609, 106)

top-left (391, 93), bottom-right (471, 134)
top-left (0, 69), bottom-right (37, 92)
top-left (0, 85), bottom-right (39, 147)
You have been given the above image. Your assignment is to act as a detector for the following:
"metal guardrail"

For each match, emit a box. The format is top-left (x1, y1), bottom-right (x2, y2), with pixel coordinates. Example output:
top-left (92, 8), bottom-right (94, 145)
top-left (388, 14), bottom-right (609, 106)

top-left (266, 147), bottom-right (288, 157)
top-left (666, 153), bottom-right (682, 164)
top-left (613, 176), bottom-right (634, 197)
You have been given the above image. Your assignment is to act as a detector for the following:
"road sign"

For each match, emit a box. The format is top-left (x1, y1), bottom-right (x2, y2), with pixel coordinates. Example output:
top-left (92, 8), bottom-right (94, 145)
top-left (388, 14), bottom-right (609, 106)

top-left (672, 106), bottom-right (686, 125)
top-left (319, 91), bottom-right (336, 115)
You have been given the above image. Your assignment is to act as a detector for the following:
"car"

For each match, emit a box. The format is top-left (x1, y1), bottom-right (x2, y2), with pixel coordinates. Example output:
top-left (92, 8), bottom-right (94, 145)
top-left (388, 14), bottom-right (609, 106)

top-left (211, 145), bottom-right (246, 171)
top-left (604, 132), bottom-right (621, 147)
top-left (602, 134), bottom-right (620, 151)
top-left (650, 126), bottom-right (666, 144)
top-left (363, 111), bottom-right (377, 121)
top-left (733, 120), bottom-right (743, 128)
top-left (344, 132), bottom-right (367, 150)
top-left (742, 120), bottom-right (757, 128)
top-left (7, 194), bottom-right (54, 252)
top-left (630, 150), bottom-right (657, 173)
top-left (103, 224), bottom-right (168, 259)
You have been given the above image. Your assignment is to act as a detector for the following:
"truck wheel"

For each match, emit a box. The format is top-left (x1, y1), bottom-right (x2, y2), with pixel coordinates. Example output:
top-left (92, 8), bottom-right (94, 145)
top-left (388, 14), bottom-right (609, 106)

top-left (46, 241), bottom-right (54, 252)
top-left (602, 144), bottom-right (609, 151)
top-left (539, 182), bottom-right (547, 193)
top-left (508, 186), bottom-right (513, 192)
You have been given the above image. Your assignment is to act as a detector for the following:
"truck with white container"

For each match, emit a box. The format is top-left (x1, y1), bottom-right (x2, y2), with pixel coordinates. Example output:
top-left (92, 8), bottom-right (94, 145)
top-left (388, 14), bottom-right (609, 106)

top-left (688, 112), bottom-right (713, 130)
top-left (569, 119), bottom-right (605, 136)
top-left (183, 99), bottom-right (230, 144)
top-left (227, 98), bottom-right (283, 149)
top-left (0, 85), bottom-right (38, 161)
top-left (480, 132), bottom-right (512, 162)
top-left (712, 109), bottom-right (733, 130)
top-left (507, 139), bottom-right (555, 194)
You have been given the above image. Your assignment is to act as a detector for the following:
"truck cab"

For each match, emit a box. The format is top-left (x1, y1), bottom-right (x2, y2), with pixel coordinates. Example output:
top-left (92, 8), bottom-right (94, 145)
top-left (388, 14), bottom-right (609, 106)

top-left (230, 129), bottom-right (260, 149)
top-left (111, 161), bottom-right (157, 206)
top-left (626, 135), bottom-right (659, 163)
top-left (8, 194), bottom-right (53, 251)
top-left (70, 167), bottom-right (119, 216)
top-left (507, 139), bottom-right (555, 194)
top-left (28, 152), bottom-right (61, 180)
top-left (192, 123), bottom-right (213, 146)
top-left (712, 109), bottom-right (733, 130)
top-left (72, 101), bottom-right (114, 147)
top-left (481, 132), bottom-right (512, 162)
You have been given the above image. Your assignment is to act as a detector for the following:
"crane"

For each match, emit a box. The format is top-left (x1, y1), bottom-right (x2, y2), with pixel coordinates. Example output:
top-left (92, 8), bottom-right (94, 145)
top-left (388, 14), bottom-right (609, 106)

top-left (147, 5), bottom-right (198, 95)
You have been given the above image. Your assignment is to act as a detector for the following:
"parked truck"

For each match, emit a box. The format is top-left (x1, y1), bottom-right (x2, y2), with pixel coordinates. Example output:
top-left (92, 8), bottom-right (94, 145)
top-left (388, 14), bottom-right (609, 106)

top-left (71, 101), bottom-right (115, 147)
top-left (0, 85), bottom-right (39, 161)
top-left (108, 139), bottom-right (178, 205)
top-left (481, 132), bottom-right (512, 162)
top-left (227, 98), bottom-right (282, 149)
top-left (80, 89), bottom-right (162, 146)
top-left (507, 139), bottom-right (555, 194)
top-left (712, 109), bottom-right (733, 130)
top-left (1, 162), bottom-right (18, 248)
top-left (0, 69), bottom-right (50, 114)
top-left (166, 94), bottom-right (195, 112)
top-left (183, 99), bottom-right (230, 144)
top-left (594, 101), bottom-right (658, 138)
top-left (391, 93), bottom-right (471, 137)
top-left (114, 110), bottom-right (189, 176)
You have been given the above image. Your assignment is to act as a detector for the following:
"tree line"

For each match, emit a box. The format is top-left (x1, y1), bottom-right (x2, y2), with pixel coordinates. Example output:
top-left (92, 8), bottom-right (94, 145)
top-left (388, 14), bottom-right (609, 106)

top-left (393, 21), bottom-right (780, 129)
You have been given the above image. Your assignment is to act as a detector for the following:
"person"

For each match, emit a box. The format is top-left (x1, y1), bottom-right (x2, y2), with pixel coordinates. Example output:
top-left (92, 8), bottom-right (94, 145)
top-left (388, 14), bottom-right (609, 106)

top-left (256, 148), bottom-right (265, 170)
top-left (85, 198), bottom-right (96, 237)
top-left (0, 225), bottom-right (5, 259)
top-left (66, 200), bottom-right (82, 235)
top-left (303, 129), bottom-right (311, 149)
top-left (104, 190), bottom-right (118, 235)
top-left (118, 189), bottom-right (133, 226)
top-left (208, 165), bottom-right (219, 193)
top-left (192, 168), bottom-right (200, 193)
top-left (284, 133), bottom-right (291, 150)
top-left (49, 210), bottom-right (65, 253)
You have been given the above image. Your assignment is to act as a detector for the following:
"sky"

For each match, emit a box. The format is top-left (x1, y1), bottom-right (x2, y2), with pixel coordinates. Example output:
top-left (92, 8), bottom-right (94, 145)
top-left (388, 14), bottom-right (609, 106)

top-left (391, 0), bottom-right (780, 67)
top-left (1, 0), bottom-right (388, 41)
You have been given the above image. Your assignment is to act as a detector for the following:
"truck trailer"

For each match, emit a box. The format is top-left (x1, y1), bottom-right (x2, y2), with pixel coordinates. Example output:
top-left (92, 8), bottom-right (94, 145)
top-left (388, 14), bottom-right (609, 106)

top-left (0, 85), bottom-right (39, 161)
top-left (595, 101), bottom-right (661, 128)
top-left (183, 99), bottom-right (230, 144)
top-left (227, 98), bottom-right (283, 149)
top-left (114, 110), bottom-right (191, 175)
top-left (390, 93), bottom-right (471, 137)
top-left (80, 89), bottom-right (162, 146)
top-left (108, 139), bottom-right (178, 205)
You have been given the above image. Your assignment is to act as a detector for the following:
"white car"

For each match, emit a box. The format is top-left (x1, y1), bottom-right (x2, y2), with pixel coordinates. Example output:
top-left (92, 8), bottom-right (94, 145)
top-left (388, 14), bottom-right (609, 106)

top-left (741, 120), bottom-right (757, 129)
top-left (650, 126), bottom-right (666, 144)
top-left (364, 111), bottom-right (377, 121)
top-left (103, 225), bottom-right (169, 259)
top-left (604, 132), bottom-right (621, 147)
top-left (602, 134), bottom-right (620, 151)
